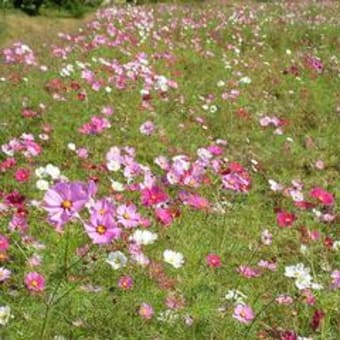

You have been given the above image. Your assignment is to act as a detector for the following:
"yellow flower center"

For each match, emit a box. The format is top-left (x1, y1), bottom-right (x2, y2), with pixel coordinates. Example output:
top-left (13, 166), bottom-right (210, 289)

top-left (96, 225), bottom-right (107, 235)
top-left (123, 212), bottom-right (130, 220)
top-left (61, 200), bottom-right (72, 209)
top-left (31, 280), bottom-right (38, 287)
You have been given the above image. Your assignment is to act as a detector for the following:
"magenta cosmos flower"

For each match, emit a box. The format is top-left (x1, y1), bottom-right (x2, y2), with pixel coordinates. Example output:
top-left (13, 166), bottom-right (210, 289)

top-left (84, 213), bottom-right (120, 244)
top-left (43, 181), bottom-right (95, 228)
top-left (141, 185), bottom-right (169, 206)
top-left (310, 187), bottom-right (334, 206)
top-left (233, 304), bottom-right (255, 324)
top-left (206, 254), bottom-right (222, 268)
top-left (0, 235), bottom-right (9, 252)
top-left (24, 272), bottom-right (46, 292)
top-left (276, 211), bottom-right (296, 228)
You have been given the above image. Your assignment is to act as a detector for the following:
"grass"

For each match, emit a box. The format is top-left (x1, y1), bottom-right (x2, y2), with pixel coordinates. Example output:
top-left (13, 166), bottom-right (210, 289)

top-left (0, 1), bottom-right (339, 339)
top-left (0, 9), bottom-right (91, 47)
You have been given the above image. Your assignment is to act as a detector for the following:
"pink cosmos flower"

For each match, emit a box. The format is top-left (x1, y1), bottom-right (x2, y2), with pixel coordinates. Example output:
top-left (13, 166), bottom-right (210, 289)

top-left (79, 116), bottom-right (111, 135)
top-left (179, 191), bottom-right (210, 210)
top-left (302, 289), bottom-right (316, 305)
top-left (118, 275), bottom-right (133, 290)
top-left (275, 295), bottom-right (293, 305)
top-left (102, 106), bottom-right (114, 116)
top-left (276, 211), bottom-right (296, 228)
top-left (155, 207), bottom-right (175, 226)
top-left (84, 213), bottom-right (120, 244)
top-left (139, 121), bottom-right (155, 135)
top-left (117, 204), bottom-right (141, 228)
top-left (0, 235), bottom-right (9, 251)
top-left (15, 168), bottom-right (30, 182)
top-left (257, 260), bottom-right (277, 271)
top-left (9, 214), bottom-right (28, 233)
top-left (206, 254), bottom-right (222, 268)
top-left (237, 265), bottom-right (261, 278)
top-left (24, 272), bottom-right (45, 292)
top-left (310, 187), bottom-right (334, 206)
top-left (43, 181), bottom-right (94, 228)
top-left (141, 185), bottom-right (169, 206)
top-left (233, 304), bottom-right (255, 324)
top-left (330, 270), bottom-right (340, 290)
top-left (76, 148), bottom-right (88, 159)
top-left (0, 267), bottom-right (11, 282)
top-left (139, 303), bottom-right (154, 320)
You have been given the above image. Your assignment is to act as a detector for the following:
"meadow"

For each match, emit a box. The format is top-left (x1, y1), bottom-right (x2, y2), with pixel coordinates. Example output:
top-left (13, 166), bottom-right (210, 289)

top-left (0, 1), bottom-right (339, 339)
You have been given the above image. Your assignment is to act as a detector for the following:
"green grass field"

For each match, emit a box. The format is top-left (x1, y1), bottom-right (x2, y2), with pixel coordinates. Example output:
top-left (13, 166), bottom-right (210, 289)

top-left (0, 1), bottom-right (339, 339)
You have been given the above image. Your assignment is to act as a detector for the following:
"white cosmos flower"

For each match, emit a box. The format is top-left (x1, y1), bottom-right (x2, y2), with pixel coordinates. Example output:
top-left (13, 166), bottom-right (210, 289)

top-left (110, 180), bottom-right (124, 192)
top-left (0, 305), bottom-right (11, 326)
top-left (284, 263), bottom-right (310, 278)
top-left (36, 179), bottom-right (50, 191)
top-left (107, 160), bottom-right (121, 172)
top-left (67, 143), bottom-right (76, 151)
top-left (129, 230), bottom-right (158, 245)
top-left (106, 251), bottom-right (127, 270)
top-left (45, 164), bottom-right (60, 180)
top-left (163, 250), bottom-right (184, 269)
top-left (295, 274), bottom-right (313, 290)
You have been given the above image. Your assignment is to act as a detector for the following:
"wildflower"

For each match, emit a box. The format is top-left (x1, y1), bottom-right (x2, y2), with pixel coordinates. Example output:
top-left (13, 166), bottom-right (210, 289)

top-left (106, 251), bottom-right (127, 270)
top-left (276, 295), bottom-right (293, 305)
top-left (36, 179), bottom-right (49, 191)
top-left (118, 275), bottom-right (133, 290)
top-left (140, 121), bottom-right (155, 135)
top-left (15, 168), bottom-right (30, 182)
top-left (0, 305), bottom-right (11, 326)
top-left (206, 254), bottom-right (222, 268)
top-left (24, 272), bottom-right (46, 292)
top-left (163, 250), bottom-right (184, 268)
top-left (0, 235), bottom-right (9, 252)
top-left (139, 303), bottom-right (154, 320)
top-left (261, 229), bottom-right (273, 245)
top-left (237, 265), bottom-right (261, 278)
top-left (310, 187), bottom-right (334, 206)
top-left (117, 204), bottom-right (141, 228)
top-left (141, 186), bottom-right (169, 206)
top-left (233, 304), bottom-right (255, 324)
top-left (276, 211), bottom-right (296, 228)
top-left (129, 230), bottom-right (158, 245)
top-left (84, 213), bottom-right (120, 244)
top-left (330, 270), bottom-right (340, 289)
top-left (43, 181), bottom-right (93, 228)
top-left (310, 310), bottom-right (325, 331)
top-left (0, 268), bottom-right (11, 282)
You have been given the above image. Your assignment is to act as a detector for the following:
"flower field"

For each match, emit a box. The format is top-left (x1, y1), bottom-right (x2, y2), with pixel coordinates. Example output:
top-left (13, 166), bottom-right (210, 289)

top-left (0, 1), bottom-right (339, 338)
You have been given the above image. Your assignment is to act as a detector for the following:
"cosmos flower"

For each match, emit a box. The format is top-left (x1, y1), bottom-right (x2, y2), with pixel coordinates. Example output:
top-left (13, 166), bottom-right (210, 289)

top-left (139, 303), bottom-right (154, 320)
top-left (232, 304), bottom-right (255, 324)
top-left (129, 230), bottom-right (158, 245)
top-left (24, 272), bottom-right (46, 292)
top-left (163, 250), bottom-right (184, 269)
top-left (106, 251), bottom-right (128, 270)
top-left (0, 305), bottom-right (11, 326)
top-left (84, 213), bottom-right (120, 244)
top-left (310, 187), bottom-right (334, 206)
top-left (43, 181), bottom-right (94, 228)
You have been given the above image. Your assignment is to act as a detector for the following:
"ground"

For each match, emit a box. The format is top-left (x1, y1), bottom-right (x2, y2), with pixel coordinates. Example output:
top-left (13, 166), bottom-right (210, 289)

top-left (0, 1), bottom-right (339, 339)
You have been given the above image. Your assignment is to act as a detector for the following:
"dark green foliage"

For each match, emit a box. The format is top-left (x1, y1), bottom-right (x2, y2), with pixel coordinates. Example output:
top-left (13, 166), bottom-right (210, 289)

top-left (7, 0), bottom-right (104, 17)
